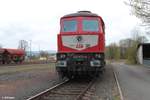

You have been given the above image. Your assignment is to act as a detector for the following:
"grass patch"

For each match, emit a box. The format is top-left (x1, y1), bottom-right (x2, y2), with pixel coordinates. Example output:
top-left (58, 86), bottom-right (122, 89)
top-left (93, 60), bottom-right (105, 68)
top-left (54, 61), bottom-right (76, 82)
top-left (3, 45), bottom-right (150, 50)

top-left (0, 63), bottom-right (55, 75)
top-left (113, 95), bottom-right (120, 100)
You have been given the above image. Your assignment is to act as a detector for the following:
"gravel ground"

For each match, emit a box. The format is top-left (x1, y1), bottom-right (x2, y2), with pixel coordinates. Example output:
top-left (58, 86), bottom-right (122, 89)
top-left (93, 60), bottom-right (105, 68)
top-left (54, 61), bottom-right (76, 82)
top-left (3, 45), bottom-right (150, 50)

top-left (0, 64), bottom-right (119, 100)
top-left (0, 63), bottom-right (62, 100)
top-left (84, 65), bottom-right (120, 100)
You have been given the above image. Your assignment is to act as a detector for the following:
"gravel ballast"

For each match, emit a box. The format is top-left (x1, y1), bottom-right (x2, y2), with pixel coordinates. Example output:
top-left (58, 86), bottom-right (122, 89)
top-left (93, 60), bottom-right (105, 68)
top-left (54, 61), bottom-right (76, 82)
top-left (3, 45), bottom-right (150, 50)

top-left (0, 63), bottom-right (61, 100)
top-left (83, 65), bottom-right (120, 100)
top-left (0, 64), bottom-right (120, 100)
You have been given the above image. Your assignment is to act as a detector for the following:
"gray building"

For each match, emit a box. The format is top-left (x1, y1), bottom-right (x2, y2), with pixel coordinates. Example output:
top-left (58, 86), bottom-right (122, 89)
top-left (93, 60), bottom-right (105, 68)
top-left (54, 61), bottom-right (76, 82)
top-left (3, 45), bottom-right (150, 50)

top-left (137, 43), bottom-right (150, 66)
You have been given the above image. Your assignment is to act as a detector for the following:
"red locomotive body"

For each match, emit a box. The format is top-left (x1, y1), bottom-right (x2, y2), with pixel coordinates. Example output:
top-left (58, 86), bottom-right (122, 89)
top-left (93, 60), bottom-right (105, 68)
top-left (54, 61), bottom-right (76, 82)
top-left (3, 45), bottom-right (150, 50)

top-left (56, 11), bottom-right (105, 78)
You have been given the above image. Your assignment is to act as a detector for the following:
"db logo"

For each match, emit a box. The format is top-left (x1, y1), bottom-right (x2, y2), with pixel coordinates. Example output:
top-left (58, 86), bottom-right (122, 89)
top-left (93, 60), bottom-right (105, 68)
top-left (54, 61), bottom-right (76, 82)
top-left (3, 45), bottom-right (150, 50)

top-left (76, 43), bottom-right (83, 48)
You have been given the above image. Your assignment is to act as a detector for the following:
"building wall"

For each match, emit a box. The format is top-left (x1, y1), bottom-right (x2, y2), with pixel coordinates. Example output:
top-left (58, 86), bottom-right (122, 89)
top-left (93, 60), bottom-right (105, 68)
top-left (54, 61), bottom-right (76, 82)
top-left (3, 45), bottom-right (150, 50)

top-left (137, 45), bottom-right (143, 64)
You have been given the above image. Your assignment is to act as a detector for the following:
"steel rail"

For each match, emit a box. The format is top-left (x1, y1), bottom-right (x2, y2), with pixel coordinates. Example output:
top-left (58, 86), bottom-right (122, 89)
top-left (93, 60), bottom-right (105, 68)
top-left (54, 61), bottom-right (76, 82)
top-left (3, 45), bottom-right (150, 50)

top-left (112, 66), bottom-right (124, 100)
top-left (26, 78), bottom-right (96, 100)
top-left (26, 79), bottom-right (69, 100)
top-left (75, 78), bottom-right (96, 100)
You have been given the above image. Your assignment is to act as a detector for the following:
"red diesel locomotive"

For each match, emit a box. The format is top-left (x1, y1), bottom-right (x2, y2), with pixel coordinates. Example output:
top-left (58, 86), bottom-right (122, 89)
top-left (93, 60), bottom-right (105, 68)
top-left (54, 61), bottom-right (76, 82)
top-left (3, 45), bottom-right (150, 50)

top-left (56, 11), bottom-right (105, 78)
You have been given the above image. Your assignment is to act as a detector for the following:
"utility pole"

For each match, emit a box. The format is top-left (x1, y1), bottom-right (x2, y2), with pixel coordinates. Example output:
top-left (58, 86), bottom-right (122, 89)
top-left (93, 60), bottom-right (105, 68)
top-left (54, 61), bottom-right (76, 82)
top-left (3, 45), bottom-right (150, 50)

top-left (39, 44), bottom-right (40, 52)
top-left (30, 40), bottom-right (32, 61)
top-left (39, 44), bottom-right (41, 58)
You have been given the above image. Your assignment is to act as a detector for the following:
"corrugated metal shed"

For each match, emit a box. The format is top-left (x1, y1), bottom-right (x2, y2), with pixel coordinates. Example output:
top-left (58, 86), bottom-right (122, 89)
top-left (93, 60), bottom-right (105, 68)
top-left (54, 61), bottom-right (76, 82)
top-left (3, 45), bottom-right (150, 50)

top-left (137, 43), bottom-right (150, 66)
top-left (0, 48), bottom-right (5, 54)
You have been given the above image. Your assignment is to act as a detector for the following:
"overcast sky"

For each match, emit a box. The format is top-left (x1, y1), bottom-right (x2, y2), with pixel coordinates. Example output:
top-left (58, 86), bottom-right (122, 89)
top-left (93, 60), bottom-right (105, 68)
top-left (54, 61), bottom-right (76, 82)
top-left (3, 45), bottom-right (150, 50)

top-left (0, 0), bottom-right (140, 51)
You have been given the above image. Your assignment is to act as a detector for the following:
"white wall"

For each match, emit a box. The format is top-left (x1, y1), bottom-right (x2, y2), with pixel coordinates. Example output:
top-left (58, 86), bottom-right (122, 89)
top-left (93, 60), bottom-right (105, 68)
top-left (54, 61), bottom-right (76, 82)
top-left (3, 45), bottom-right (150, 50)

top-left (137, 45), bottom-right (143, 64)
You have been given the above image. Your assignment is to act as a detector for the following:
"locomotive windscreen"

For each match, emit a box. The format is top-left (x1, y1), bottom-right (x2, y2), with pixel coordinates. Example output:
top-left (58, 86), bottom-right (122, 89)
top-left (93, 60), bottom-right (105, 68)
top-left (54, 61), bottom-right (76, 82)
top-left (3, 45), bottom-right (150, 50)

top-left (63, 20), bottom-right (77, 32)
top-left (82, 20), bottom-right (99, 32)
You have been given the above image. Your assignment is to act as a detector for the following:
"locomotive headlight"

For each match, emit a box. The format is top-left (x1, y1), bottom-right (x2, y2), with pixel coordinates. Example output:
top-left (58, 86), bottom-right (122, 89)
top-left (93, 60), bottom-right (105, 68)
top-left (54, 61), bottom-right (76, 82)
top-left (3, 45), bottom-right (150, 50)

top-left (95, 54), bottom-right (101, 59)
top-left (60, 54), bottom-right (66, 59)
top-left (56, 61), bottom-right (67, 67)
top-left (57, 53), bottom-right (67, 60)
top-left (90, 60), bottom-right (101, 67)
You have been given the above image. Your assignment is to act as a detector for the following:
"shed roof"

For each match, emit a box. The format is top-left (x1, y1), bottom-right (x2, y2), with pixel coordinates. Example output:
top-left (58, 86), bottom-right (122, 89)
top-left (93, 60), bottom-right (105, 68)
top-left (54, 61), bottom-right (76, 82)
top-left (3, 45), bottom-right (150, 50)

top-left (138, 43), bottom-right (150, 49)
top-left (5, 49), bottom-right (25, 55)
top-left (0, 48), bottom-right (5, 54)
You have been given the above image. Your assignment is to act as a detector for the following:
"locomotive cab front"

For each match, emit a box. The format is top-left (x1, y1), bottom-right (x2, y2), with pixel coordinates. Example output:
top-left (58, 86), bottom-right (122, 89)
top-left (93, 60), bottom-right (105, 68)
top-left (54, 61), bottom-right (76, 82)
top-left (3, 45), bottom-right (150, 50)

top-left (56, 11), bottom-right (105, 78)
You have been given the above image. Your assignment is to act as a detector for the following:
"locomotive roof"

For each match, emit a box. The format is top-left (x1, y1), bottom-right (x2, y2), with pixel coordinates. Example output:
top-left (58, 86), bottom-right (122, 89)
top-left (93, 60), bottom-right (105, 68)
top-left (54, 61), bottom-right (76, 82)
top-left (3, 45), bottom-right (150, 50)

top-left (62, 11), bottom-right (99, 18)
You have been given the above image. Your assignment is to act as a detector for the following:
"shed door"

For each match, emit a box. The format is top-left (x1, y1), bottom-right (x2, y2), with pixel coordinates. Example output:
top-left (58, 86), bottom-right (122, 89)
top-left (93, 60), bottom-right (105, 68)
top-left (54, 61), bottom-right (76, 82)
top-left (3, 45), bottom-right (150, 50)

top-left (143, 45), bottom-right (150, 65)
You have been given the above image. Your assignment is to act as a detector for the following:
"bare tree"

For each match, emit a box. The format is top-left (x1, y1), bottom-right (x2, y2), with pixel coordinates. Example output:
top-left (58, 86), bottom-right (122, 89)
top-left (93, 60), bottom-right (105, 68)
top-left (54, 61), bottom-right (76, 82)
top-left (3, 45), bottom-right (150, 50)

top-left (128, 0), bottom-right (150, 24)
top-left (40, 51), bottom-right (49, 58)
top-left (126, 28), bottom-right (148, 64)
top-left (126, 0), bottom-right (150, 35)
top-left (119, 27), bottom-right (148, 61)
top-left (18, 40), bottom-right (28, 51)
top-left (106, 43), bottom-right (120, 60)
top-left (131, 27), bottom-right (148, 43)
top-left (119, 38), bottom-right (134, 59)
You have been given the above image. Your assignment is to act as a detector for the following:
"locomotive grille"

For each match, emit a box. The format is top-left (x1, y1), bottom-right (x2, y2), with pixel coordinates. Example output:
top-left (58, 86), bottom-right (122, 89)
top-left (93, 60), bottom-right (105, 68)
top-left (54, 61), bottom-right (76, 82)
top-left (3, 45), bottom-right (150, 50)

top-left (68, 53), bottom-right (93, 60)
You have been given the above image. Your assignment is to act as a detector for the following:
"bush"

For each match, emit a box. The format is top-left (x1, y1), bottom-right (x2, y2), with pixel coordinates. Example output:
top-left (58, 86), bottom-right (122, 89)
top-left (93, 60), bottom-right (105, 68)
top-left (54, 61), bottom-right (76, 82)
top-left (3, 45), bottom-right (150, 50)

top-left (126, 42), bottom-right (138, 64)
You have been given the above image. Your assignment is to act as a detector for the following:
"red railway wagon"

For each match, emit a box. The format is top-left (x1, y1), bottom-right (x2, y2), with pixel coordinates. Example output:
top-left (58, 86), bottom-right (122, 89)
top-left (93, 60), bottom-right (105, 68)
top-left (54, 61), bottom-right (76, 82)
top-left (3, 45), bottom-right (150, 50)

top-left (56, 11), bottom-right (105, 78)
top-left (0, 48), bottom-right (25, 64)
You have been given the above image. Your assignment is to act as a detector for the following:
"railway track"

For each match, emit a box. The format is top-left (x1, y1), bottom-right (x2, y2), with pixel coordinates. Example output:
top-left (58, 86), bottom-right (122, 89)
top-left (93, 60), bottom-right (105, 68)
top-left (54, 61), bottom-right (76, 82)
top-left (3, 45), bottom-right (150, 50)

top-left (27, 78), bottom-right (96, 100)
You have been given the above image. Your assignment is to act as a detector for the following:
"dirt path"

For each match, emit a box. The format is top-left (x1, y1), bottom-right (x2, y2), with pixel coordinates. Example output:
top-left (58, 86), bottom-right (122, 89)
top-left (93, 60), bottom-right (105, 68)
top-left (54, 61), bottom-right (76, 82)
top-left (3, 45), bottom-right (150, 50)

top-left (113, 62), bottom-right (150, 100)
